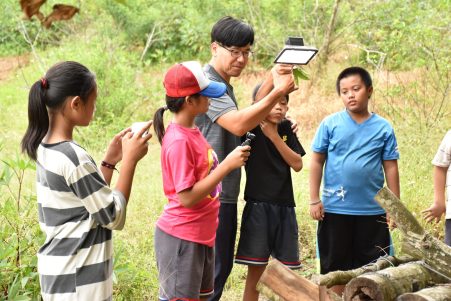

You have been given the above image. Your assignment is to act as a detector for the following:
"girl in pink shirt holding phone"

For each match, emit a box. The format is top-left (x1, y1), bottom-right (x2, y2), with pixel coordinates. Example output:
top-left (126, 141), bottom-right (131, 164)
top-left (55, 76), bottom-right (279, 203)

top-left (152, 61), bottom-right (250, 301)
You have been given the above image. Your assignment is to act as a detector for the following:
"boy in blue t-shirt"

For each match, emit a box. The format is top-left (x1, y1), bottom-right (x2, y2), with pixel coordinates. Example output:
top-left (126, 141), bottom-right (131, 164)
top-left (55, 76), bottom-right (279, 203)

top-left (310, 66), bottom-right (400, 294)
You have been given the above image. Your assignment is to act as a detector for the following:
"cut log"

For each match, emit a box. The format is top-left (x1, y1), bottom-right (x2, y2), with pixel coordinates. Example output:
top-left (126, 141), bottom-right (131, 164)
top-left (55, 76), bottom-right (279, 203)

top-left (322, 287), bottom-right (342, 301)
top-left (401, 232), bottom-right (451, 280)
top-left (319, 255), bottom-right (414, 288)
top-left (258, 259), bottom-right (322, 301)
top-left (343, 261), bottom-right (449, 301)
top-left (375, 187), bottom-right (451, 279)
top-left (375, 187), bottom-right (424, 235)
top-left (396, 284), bottom-right (451, 301)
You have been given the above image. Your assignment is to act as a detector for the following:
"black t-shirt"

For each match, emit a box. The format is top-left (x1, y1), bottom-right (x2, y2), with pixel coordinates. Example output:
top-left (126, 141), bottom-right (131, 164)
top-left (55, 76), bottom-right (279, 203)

top-left (243, 119), bottom-right (306, 207)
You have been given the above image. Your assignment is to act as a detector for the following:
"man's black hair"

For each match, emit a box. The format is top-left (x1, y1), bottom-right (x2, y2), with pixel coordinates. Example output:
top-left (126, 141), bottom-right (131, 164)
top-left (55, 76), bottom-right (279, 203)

top-left (336, 66), bottom-right (372, 95)
top-left (211, 16), bottom-right (254, 47)
top-left (252, 83), bottom-right (289, 103)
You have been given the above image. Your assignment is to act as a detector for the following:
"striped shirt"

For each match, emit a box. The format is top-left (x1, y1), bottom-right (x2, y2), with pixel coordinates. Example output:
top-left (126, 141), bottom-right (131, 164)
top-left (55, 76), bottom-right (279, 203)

top-left (36, 141), bottom-right (126, 301)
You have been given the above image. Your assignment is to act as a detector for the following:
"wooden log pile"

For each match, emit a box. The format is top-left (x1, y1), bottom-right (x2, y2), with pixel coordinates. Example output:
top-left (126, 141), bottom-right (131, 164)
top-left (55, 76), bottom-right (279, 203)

top-left (397, 284), bottom-right (451, 301)
top-left (258, 187), bottom-right (451, 301)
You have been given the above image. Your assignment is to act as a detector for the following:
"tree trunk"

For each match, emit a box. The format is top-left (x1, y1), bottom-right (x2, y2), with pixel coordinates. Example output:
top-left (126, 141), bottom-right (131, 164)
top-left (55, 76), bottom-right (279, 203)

top-left (319, 0), bottom-right (341, 66)
top-left (396, 284), bottom-right (451, 301)
top-left (312, 0), bottom-right (342, 80)
top-left (258, 259), bottom-right (323, 301)
top-left (319, 256), bottom-right (414, 288)
top-left (375, 187), bottom-right (451, 279)
top-left (343, 261), bottom-right (449, 301)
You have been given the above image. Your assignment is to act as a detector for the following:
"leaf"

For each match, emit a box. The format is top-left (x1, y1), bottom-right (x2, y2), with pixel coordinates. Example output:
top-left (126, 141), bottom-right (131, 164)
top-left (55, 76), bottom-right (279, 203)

top-left (0, 165), bottom-right (13, 186)
top-left (21, 276), bottom-right (29, 289)
top-left (293, 67), bottom-right (310, 85)
top-left (112, 271), bottom-right (118, 284)
top-left (16, 156), bottom-right (34, 171)
top-left (12, 294), bottom-right (31, 301)
top-left (8, 275), bottom-right (20, 298)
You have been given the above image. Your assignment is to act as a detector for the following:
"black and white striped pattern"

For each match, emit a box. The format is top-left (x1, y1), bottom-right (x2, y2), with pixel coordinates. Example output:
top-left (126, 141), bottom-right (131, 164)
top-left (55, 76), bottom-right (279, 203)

top-left (36, 141), bottom-right (126, 300)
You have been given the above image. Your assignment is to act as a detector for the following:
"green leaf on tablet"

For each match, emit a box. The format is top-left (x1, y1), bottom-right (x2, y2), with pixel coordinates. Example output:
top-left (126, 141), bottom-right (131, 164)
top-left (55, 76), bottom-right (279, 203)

top-left (293, 67), bottom-right (310, 85)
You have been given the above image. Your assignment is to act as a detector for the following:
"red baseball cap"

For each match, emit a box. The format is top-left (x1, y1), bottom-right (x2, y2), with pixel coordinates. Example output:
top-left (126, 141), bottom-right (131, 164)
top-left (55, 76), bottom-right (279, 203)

top-left (163, 61), bottom-right (226, 98)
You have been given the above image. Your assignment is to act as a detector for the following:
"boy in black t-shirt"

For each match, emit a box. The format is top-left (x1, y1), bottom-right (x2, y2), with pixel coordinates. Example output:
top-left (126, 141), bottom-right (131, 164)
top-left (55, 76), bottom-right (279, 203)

top-left (235, 84), bottom-right (306, 301)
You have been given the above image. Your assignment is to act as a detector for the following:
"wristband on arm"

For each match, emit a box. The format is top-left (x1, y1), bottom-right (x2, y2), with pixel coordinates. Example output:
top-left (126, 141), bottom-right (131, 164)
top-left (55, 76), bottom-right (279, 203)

top-left (101, 160), bottom-right (118, 171)
top-left (309, 200), bottom-right (322, 206)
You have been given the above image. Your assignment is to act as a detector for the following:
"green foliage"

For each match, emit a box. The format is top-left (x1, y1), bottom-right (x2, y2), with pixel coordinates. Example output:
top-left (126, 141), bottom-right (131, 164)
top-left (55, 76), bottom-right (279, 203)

top-left (102, 0), bottom-right (335, 66)
top-left (0, 0), bottom-right (90, 57)
top-left (0, 154), bottom-right (43, 301)
top-left (349, 0), bottom-right (451, 71)
top-left (103, 0), bottom-right (213, 63)
top-left (0, 3), bottom-right (29, 56)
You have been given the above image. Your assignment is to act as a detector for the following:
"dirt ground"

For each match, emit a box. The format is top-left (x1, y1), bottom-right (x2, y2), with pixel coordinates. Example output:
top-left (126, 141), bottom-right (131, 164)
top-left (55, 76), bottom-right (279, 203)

top-left (0, 54), bottom-right (29, 82)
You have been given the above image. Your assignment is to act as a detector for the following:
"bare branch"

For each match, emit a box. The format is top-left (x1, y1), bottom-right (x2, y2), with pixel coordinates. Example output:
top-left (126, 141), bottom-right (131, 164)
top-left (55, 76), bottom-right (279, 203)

top-left (18, 20), bottom-right (45, 74)
top-left (140, 24), bottom-right (159, 61)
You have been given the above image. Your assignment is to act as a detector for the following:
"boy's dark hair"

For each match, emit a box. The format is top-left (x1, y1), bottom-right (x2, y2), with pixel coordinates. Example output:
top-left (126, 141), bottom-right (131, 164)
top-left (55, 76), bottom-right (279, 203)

top-left (21, 61), bottom-right (96, 161)
top-left (336, 66), bottom-right (372, 95)
top-left (252, 83), bottom-right (289, 103)
top-left (211, 16), bottom-right (254, 47)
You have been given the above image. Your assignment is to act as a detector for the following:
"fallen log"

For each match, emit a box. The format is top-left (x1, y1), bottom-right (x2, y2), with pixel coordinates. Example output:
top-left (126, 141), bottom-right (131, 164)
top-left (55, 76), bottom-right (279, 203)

top-left (400, 232), bottom-right (451, 280)
top-left (319, 255), bottom-right (414, 288)
top-left (342, 261), bottom-right (449, 301)
top-left (374, 187), bottom-right (424, 235)
top-left (257, 259), bottom-right (321, 300)
top-left (396, 284), bottom-right (451, 301)
top-left (375, 187), bottom-right (451, 280)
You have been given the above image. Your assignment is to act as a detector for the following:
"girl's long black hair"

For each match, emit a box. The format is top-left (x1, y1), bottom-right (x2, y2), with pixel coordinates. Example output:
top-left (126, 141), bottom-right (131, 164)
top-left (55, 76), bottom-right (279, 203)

top-left (21, 61), bottom-right (96, 160)
top-left (153, 95), bottom-right (186, 145)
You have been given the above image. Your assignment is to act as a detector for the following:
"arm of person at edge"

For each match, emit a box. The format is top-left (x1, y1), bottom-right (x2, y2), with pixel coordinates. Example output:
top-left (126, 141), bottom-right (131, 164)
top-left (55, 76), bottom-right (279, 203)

top-left (260, 120), bottom-right (302, 171)
top-left (215, 65), bottom-right (296, 137)
top-left (177, 145), bottom-right (251, 208)
top-left (383, 159), bottom-right (400, 229)
top-left (422, 165), bottom-right (447, 223)
top-left (255, 64), bottom-right (299, 135)
top-left (309, 152), bottom-right (326, 221)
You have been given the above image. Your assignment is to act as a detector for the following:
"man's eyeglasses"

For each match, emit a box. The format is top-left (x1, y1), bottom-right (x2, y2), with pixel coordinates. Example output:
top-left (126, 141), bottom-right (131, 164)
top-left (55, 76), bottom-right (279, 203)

top-left (217, 43), bottom-right (253, 58)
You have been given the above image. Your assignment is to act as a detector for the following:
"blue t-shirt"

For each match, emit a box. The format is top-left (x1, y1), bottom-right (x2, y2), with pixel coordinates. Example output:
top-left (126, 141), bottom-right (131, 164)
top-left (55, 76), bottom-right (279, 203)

top-left (312, 110), bottom-right (399, 215)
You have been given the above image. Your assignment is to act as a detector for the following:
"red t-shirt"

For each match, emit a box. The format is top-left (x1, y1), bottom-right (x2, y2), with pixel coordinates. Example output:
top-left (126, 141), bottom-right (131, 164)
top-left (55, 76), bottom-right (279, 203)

top-left (156, 123), bottom-right (221, 247)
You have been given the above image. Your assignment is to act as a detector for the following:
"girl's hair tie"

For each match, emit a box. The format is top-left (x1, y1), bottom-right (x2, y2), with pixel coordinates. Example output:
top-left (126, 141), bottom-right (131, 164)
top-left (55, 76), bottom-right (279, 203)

top-left (163, 105), bottom-right (168, 111)
top-left (40, 78), bottom-right (48, 89)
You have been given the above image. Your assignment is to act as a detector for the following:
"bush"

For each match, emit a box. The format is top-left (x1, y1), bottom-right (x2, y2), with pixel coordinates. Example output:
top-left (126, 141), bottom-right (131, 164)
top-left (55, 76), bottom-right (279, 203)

top-left (102, 0), bottom-right (337, 66)
top-left (0, 153), bottom-right (43, 301)
top-left (350, 1), bottom-right (450, 71)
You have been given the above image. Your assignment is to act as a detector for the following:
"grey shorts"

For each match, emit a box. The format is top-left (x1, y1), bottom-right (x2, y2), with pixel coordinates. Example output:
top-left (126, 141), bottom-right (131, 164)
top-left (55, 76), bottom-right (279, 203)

top-left (154, 227), bottom-right (214, 301)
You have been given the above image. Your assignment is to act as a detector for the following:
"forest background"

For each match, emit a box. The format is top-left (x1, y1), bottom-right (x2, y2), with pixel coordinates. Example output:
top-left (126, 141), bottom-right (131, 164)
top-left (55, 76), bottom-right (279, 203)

top-left (0, 0), bottom-right (450, 300)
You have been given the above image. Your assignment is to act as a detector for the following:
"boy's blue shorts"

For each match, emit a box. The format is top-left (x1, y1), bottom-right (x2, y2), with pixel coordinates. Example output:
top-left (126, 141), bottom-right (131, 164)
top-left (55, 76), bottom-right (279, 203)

top-left (317, 212), bottom-right (392, 274)
top-left (235, 200), bottom-right (301, 269)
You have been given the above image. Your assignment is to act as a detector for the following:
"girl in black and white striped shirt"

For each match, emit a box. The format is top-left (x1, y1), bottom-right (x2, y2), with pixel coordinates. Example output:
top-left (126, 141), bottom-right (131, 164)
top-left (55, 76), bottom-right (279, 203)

top-left (21, 61), bottom-right (152, 301)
